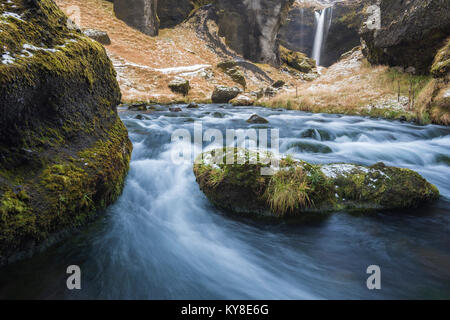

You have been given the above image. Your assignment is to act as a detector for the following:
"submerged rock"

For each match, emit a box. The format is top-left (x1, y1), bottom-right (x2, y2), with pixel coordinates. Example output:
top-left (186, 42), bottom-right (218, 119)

top-left (246, 114), bottom-right (269, 124)
top-left (0, 0), bottom-right (132, 265)
top-left (187, 102), bottom-right (199, 108)
top-left (211, 85), bottom-right (242, 103)
top-left (193, 149), bottom-right (439, 219)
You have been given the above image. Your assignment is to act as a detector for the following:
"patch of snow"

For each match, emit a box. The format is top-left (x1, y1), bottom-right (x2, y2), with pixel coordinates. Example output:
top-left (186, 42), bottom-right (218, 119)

top-left (1, 51), bottom-right (14, 64)
top-left (1, 12), bottom-right (24, 22)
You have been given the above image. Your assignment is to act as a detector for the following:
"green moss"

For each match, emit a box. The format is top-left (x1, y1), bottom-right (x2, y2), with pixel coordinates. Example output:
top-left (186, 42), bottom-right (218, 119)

top-left (279, 45), bottom-right (316, 73)
top-left (194, 149), bottom-right (440, 219)
top-left (0, 0), bottom-right (131, 264)
top-left (431, 38), bottom-right (450, 78)
top-left (217, 60), bottom-right (246, 89)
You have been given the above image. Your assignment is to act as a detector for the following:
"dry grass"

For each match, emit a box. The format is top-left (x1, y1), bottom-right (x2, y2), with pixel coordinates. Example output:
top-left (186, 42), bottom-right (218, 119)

top-left (265, 167), bottom-right (311, 216)
top-left (262, 49), bottom-right (439, 122)
top-left (55, 0), bottom-right (302, 103)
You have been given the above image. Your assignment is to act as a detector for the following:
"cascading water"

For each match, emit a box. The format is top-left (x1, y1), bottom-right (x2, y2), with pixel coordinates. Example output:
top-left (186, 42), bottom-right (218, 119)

top-left (312, 6), bottom-right (333, 66)
top-left (0, 104), bottom-right (449, 299)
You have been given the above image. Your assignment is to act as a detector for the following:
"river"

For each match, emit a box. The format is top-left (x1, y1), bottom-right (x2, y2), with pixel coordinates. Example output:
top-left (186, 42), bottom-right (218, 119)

top-left (0, 105), bottom-right (449, 299)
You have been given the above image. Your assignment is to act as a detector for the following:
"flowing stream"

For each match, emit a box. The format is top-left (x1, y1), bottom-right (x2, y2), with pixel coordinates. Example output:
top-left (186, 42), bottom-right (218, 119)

top-left (0, 105), bottom-right (449, 299)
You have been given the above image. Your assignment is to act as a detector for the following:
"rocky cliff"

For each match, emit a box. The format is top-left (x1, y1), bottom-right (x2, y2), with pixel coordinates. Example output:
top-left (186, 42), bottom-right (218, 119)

top-left (361, 0), bottom-right (450, 74)
top-left (114, 0), bottom-right (159, 36)
top-left (214, 0), bottom-right (294, 66)
top-left (158, 0), bottom-right (213, 28)
top-left (0, 0), bottom-right (132, 265)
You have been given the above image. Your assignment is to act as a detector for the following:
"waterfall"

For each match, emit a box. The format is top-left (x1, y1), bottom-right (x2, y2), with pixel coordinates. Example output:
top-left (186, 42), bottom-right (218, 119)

top-left (312, 6), bottom-right (333, 66)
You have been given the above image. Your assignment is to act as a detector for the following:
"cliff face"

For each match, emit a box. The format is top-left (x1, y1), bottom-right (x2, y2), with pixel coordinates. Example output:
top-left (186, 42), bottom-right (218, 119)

top-left (214, 0), bottom-right (294, 66)
top-left (361, 0), bottom-right (450, 74)
top-left (0, 0), bottom-right (132, 265)
top-left (114, 0), bottom-right (159, 36)
top-left (158, 0), bottom-right (213, 28)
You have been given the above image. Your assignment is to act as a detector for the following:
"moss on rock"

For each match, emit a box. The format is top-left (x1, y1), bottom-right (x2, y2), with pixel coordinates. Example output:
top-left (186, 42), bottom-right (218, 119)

top-left (193, 148), bottom-right (439, 219)
top-left (279, 45), bottom-right (316, 73)
top-left (0, 0), bottom-right (132, 265)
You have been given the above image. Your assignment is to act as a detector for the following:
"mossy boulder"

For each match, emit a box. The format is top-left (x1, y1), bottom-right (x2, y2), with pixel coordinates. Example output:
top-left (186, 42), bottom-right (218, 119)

top-left (431, 38), bottom-right (450, 79)
top-left (0, 0), bottom-right (132, 265)
top-left (211, 85), bottom-right (242, 103)
top-left (280, 45), bottom-right (316, 73)
top-left (193, 148), bottom-right (439, 219)
top-left (169, 78), bottom-right (190, 95)
top-left (217, 60), bottom-right (246, 89)
top-left (82, 29), bottom-right (111, 45)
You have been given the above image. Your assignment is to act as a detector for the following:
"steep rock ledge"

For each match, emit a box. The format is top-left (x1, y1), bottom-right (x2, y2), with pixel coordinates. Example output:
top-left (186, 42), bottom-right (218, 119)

top-left (360, 0), bottom-right (450, 74)
top-left (0, 0), bottom-right (132, 265)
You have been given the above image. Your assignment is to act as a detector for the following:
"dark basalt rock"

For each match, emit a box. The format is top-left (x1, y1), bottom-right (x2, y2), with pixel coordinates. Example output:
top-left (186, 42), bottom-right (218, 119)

top-left (360, 0), bottom-right (450, 74)
top-left (247, 114), bottom-right (269, 124)
top-left (0, 0), bottom-right (132, 265)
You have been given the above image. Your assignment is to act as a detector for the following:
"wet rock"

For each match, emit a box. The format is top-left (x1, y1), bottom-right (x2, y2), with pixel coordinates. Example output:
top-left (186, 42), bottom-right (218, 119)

top-left (0, 0), bottom-right (132, 266)
top-left (211, 85), bottom-right (242, 103)
top-left (82, 29), bottom-right (111, 45)
top-left (128, 103), bottom-right (147, 111)
top-left (168, 78), bottom-right (190, 96)
top-left (246, 114), bottom-right (268, 124)
top-left (187, 102), bottom-right (199, 108)
top-left (230, 95), bottom-right (255, 106)
top-left (193, 148), bottom-right (440, 219)
top-left (169, 107), bottom-right (182, 112)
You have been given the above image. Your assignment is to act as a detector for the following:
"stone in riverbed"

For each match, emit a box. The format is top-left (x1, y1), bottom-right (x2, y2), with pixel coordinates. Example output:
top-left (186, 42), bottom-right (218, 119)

top-left (187, 102), bottom-right (199, 108)
top-left (193, 148), bottom-right (439, 219)
top-left (230, 95), bottom-right (255, 106)
top-left (211, 85), bottom-right (242, 103)
top-left (246, 114), bottom-right (268, 124)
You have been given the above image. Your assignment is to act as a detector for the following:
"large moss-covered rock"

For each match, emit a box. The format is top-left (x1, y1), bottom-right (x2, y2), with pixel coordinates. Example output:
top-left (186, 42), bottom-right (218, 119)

top-left (361, 0), bottom-right (450, 74)
top-left (431, 38), bottom-right (450, 79)
top-left (114, 0), bottom-right (159, 36)
top-left (194, 149), bottom-right (439, 218)
top-left (0, 0), bottom-right (132, 265)
top-left (214, 0), bottom-right (294, 66)
top-left (279, 45), bottom-right (316, 72)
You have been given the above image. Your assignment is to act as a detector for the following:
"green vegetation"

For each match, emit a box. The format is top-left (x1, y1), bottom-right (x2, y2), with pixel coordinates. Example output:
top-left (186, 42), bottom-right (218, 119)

top-left (0, 0), bottom-right (132, 264)
top-left (194, 148), bottom-right (439, 219)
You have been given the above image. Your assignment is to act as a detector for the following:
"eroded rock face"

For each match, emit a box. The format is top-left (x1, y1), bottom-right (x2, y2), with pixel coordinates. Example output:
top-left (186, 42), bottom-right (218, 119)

top-left (0, 0), bottom-right (132, 265)
top-left (214, 0), bottom-right (294, 66)
top-left (194, 148), bottom-right (439, 219)
top-left (114, 0), bottom-right (159, 36)
top-left (361, 0), bottom-right (450, 74)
